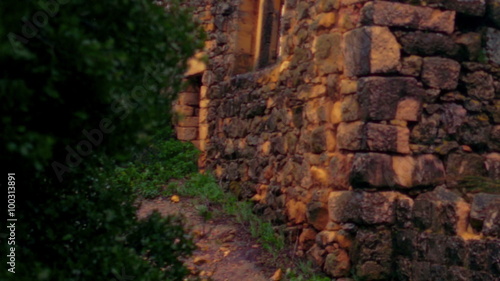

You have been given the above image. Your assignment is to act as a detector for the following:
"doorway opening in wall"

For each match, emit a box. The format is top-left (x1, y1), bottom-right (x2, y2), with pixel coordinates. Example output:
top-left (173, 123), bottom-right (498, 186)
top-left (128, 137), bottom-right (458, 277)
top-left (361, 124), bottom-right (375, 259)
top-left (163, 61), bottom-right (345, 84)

top-left (234, 0), bottom-right (283, 74)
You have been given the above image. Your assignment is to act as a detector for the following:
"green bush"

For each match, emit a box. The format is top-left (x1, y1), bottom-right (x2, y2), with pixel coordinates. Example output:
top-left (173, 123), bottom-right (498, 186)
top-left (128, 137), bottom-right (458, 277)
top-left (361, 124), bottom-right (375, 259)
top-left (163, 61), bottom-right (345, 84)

top-left (0, 0), bottom-right (203, 280)
top-left (112, 133), bottom-right (200, 198)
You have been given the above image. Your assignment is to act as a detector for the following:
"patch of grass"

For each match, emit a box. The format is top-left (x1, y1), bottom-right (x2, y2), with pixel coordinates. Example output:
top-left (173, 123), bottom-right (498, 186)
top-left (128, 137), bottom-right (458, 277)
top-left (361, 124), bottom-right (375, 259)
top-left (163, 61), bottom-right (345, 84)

top-left (111, 134), bottom-right (199, 198)
top-left (171, 173), bottom-right (286, 255)
top-left (458, 176), bottom-right (500, 194)
top-left (283, 260), bottom-right (330, 281)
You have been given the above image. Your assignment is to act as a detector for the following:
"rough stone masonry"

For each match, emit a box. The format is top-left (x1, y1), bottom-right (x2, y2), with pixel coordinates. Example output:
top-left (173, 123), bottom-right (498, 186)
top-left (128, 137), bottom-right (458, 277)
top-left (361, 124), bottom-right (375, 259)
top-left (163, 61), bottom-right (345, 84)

top-left (174, 0), bottom-right (500, 279)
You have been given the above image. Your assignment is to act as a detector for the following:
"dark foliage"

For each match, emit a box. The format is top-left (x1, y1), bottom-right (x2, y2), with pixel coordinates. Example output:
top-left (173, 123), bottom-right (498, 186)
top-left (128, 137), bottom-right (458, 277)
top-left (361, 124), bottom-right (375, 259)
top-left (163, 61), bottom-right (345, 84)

top-left (0, 0), bottom-right (203, 280)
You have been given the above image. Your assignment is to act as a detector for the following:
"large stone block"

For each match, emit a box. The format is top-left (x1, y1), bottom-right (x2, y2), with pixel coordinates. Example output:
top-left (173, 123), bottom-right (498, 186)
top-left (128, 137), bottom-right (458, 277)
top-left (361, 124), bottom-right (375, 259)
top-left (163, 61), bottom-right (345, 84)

top-left (429, 0), bottom-right (486, 16)
top-left (446, 236), bottom-right (468, 266)
top-left (350, 153), bottom-right (395, 188)
top-left (446, 153), bottom-right (487, 180)
top-left (343, 26), bottom-right (400, 77)
top-left (421, 57), bottom-right (461, 90)
top-left (337, 121), bottom-right (365, 151)
top-left (397, 31), bottom-right (460, 57)
top-left (393, 154), bottom-right (445, 188)
top-left (415, 232), bottom-right (448, 263)
top-left (328, 191), bottom-right (359, 223)
top-left (357, 77), bottom-right (425, 121)
top-left (412, 186), bottom-right (470, 235)
top-left (328, 153), bottom-right (354, 190)
top-left (351, 228), bottom-right (393, 280)
top-left (361, 1), bottom-right (455, 34)
top-left (328, 190), bottom-right (404, 225)
top-left (470, 193), bottom-right (500, 234)
top-left (366, 123), bottom-right (410, 154)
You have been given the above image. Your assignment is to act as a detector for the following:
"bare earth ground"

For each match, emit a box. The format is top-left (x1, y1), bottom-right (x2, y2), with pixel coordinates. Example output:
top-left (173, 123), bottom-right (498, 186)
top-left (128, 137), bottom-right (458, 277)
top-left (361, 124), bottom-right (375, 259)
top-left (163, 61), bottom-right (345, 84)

top-left (137, 196), bottom-right (279, 281)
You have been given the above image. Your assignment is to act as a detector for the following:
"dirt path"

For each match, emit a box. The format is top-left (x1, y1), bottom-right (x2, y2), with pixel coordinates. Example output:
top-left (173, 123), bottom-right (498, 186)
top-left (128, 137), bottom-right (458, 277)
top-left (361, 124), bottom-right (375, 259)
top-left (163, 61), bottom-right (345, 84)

top-left (137, 196), bottom-right (279, 281)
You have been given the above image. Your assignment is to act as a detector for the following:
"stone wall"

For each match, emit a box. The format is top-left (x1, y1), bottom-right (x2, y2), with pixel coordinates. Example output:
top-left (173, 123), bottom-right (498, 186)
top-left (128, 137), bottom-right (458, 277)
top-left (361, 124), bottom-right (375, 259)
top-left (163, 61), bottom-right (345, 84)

top-left (180, 0), bottom-right (500, 279)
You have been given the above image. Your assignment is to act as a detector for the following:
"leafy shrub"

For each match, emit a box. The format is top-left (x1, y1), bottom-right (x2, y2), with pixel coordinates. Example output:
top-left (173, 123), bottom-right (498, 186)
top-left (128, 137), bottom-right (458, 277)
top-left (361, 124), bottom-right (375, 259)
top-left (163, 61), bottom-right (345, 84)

top-left (112, 132), bottom-right (199, 198)
top-left (0, 0), bottom-right (203, 280)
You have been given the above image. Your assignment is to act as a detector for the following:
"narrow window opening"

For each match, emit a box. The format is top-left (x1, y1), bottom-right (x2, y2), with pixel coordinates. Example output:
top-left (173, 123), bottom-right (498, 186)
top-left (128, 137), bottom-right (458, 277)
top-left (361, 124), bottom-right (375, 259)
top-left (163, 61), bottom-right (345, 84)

top-left (234, 0), bottom-right (283, 74)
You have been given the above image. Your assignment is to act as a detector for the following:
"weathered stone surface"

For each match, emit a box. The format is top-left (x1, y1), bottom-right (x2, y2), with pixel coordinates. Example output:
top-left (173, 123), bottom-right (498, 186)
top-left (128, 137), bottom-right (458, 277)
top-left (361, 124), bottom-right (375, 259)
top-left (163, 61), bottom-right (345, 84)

top-left (317, 0), bottom-right (340, 12)
top-left (286, 198), bottom-right (307, 224)
top-left (357, 77), bottom-right (425, 121)
top-left (328, 191), bottom-right (405, 225)
top-left (428, 0), bottom-right (486, 16)
top-left (392, 155), bottom-right (445, 188)
top-left (486, 100), bottom-right (500, 124)
top-left (485, 153), bottom-right (500, 179)
top-left (351, 228), bottom-right (393, 280)
top-left (324, 249), bottom-right (350, 277)
top-left (311, 126), bottom-right (326, 154)
top-left (176, 127), bottom-right (197, 141)
top-left (441, 104), bottom-right (467, 134)
top-left (421, 57), bottom-right (461, 90)
top-left (343, 26), bottom-right (400, 77)
top-left (458, 115), bottom-right (491, 147)
top-left (177, 116), bottom-right (199, 127)
top-left (340, 79), bottom-right (357, 95)
top-left (470, 193), bottom-right (500, 231)
top-left (361, 1), bottom-right (455, 34)
top-left (462, 71), bottom-right (495, 100)
top-left (340, 94), bottom-right (360, 122)
top-left (412, 154), bottom-right (446, 187)
top-left (447, 153), bottom-right (487, 180)
top-left (328, 191), bottom-right (359, 223)
top-left (411, 113), bottom-right (440, 144)
top-left (314, 32), bottom-right (343, 74)
top-left (350, 153), bottom-right (395, 188)
top-left (178, 92), bottom-right (200, 106)
top-left (482, 205), bottom-right (500, 236)
top-left (486, 28), bottom-right (500, 65)
top-left (415, 232), bottom-right (448, 263)
top-left (174, 104), bottom-right (195, 116)
top-left (411, 261), bottom-right (432, 281)
top-left (365, 123), bottom-right (410, 154)
top-left (400, 55), bottom-right (423, 77)
top-left (397, 31), bottom-right (460, 57)
top-left (337, 121), bottom-right (364, 151)
top-left (455, 32), bottom-right (482, 61)
top-left (443, 237), bottom-right (467, 268)
top-left (328, 153), bottom-right (354, 189)
top-left (307, 201), bottom-right (329, 231)
top-left (396, 97), bottom-right (421, 121)
top-left (468, 240), bottom-right (489, 271)
top-left (413, 186), bottom-right (470, 235)
top-left (299, 228), bottom-right (318, 250)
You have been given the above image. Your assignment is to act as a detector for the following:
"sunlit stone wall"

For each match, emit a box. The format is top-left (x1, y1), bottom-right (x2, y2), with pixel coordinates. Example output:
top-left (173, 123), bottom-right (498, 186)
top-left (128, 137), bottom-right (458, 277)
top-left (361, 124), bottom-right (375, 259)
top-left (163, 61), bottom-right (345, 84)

top-left (181, 0), bottom-right (500, 279)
